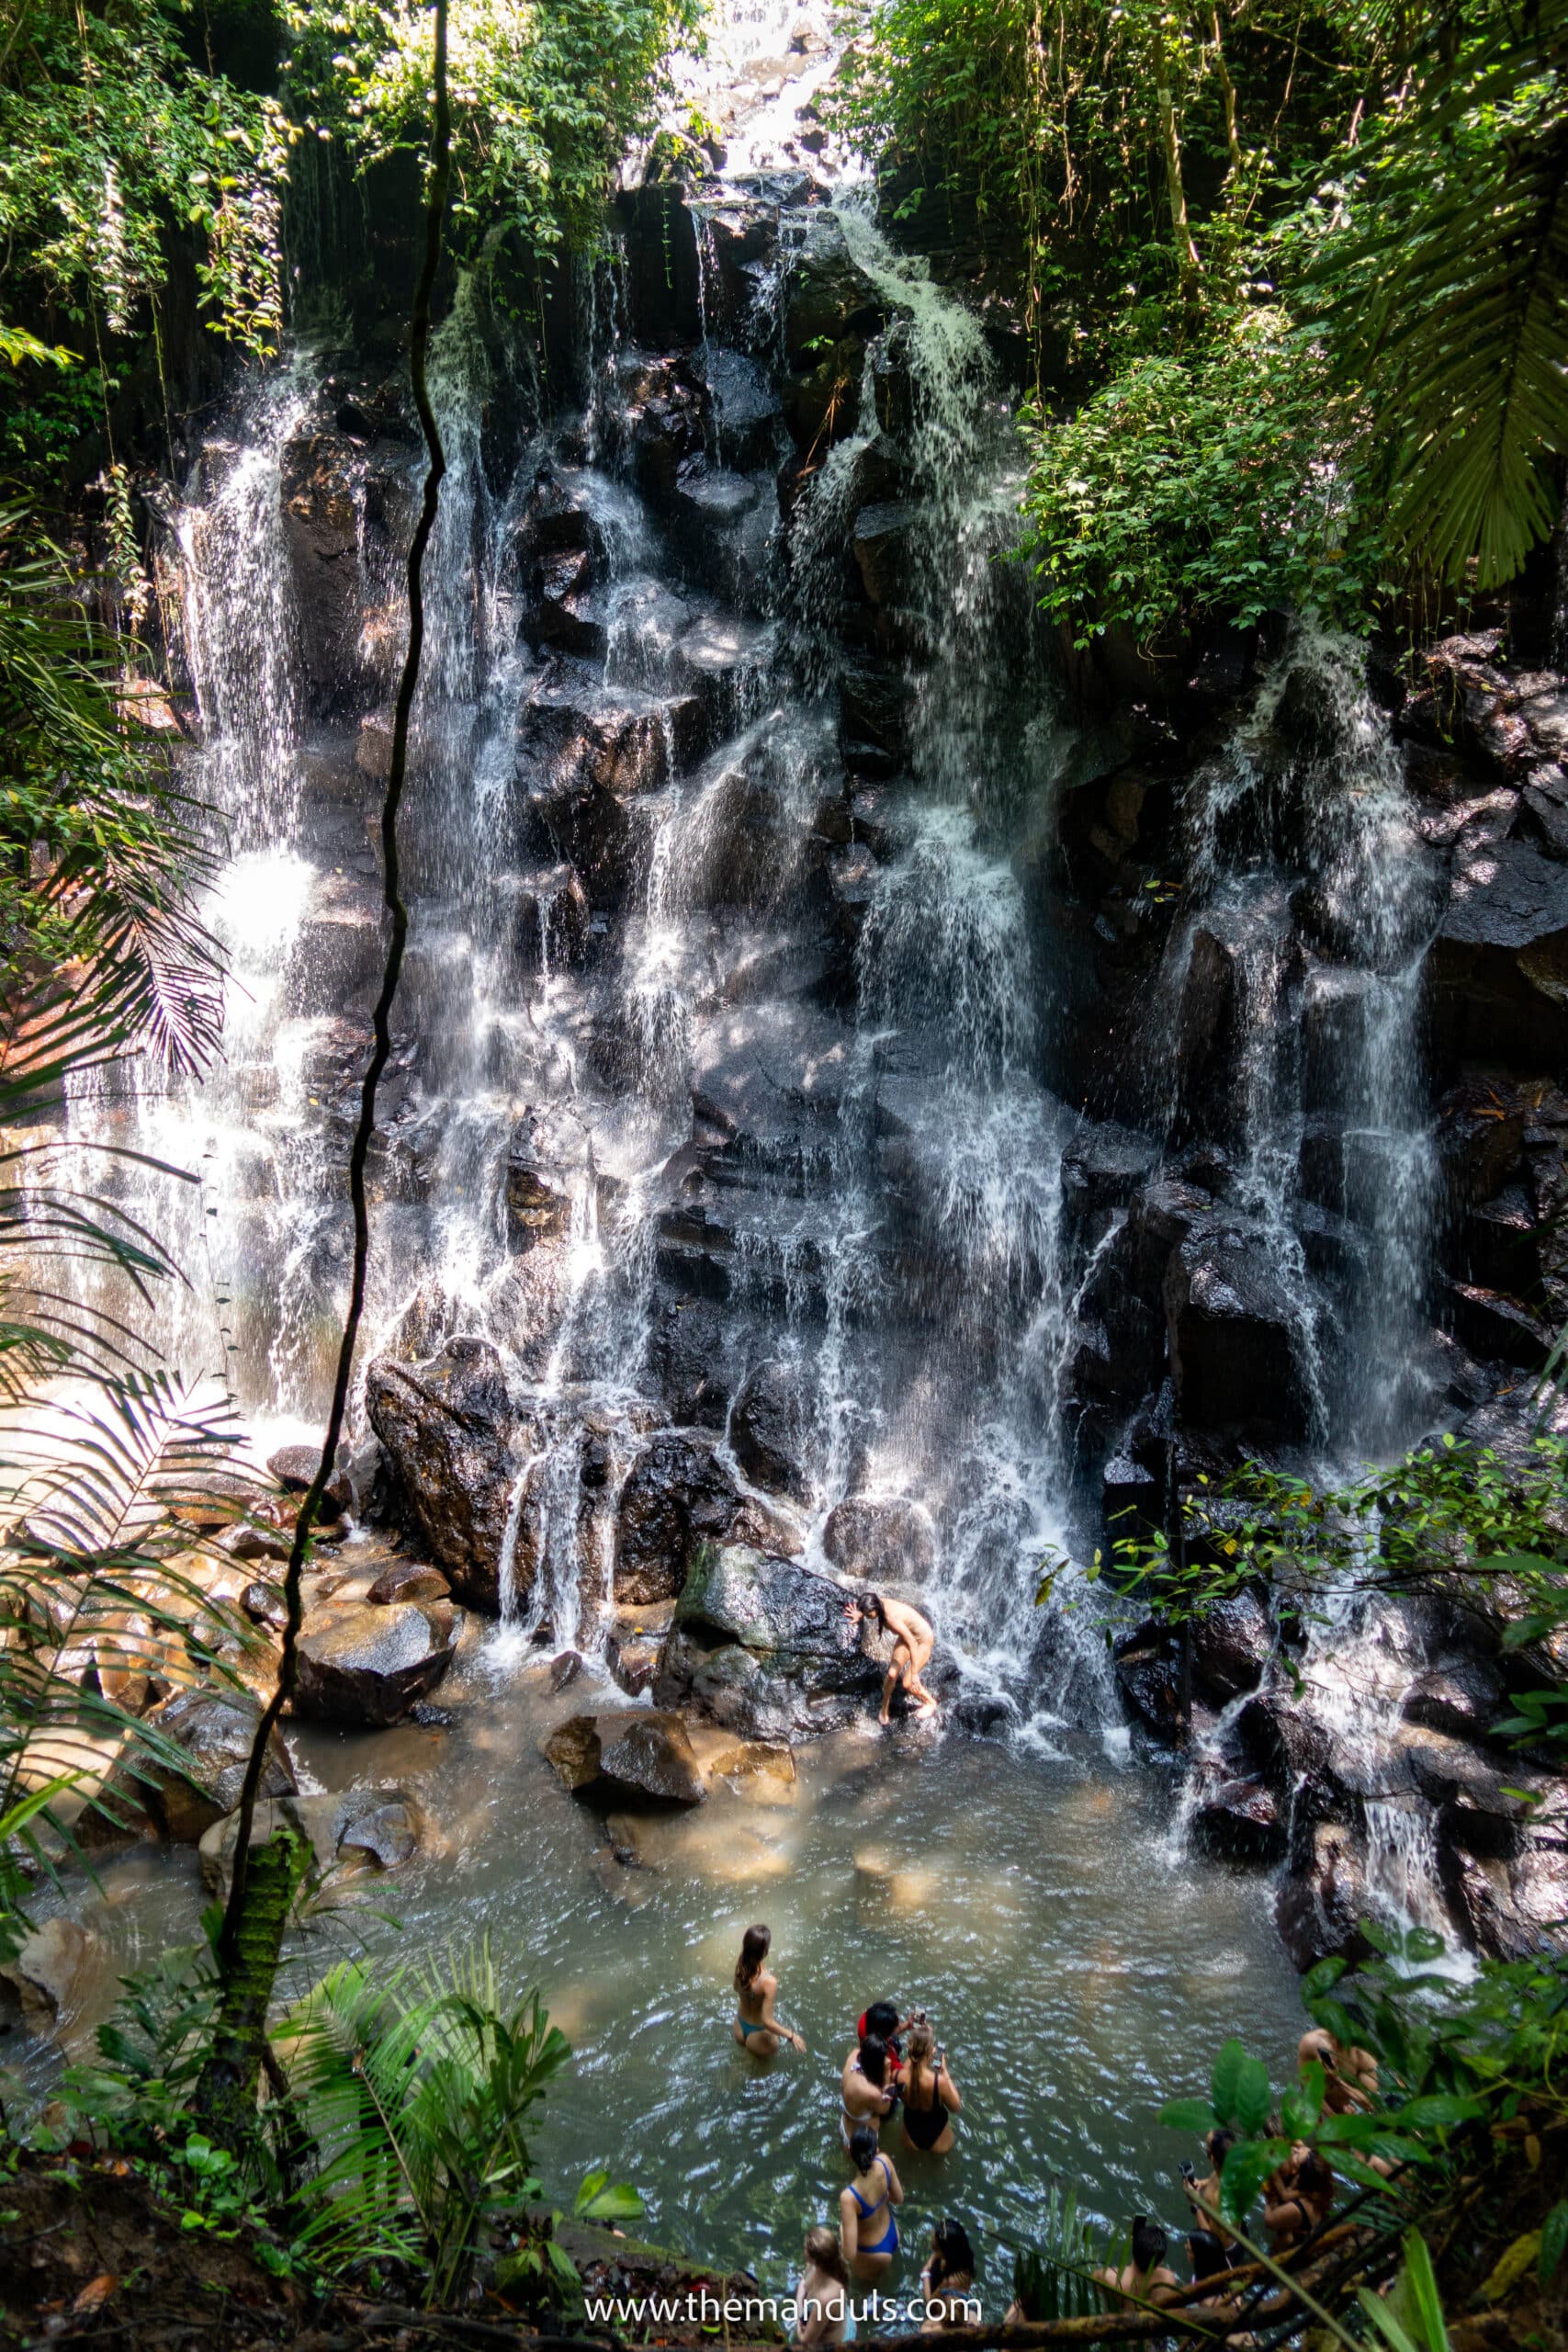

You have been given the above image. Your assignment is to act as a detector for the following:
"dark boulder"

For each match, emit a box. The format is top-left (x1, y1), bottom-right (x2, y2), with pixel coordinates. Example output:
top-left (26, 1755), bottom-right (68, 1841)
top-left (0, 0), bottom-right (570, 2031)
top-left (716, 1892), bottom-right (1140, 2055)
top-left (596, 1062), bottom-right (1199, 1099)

top-left (294, 1600), bottom-right (459, 1727)
top-left (1274, 1823), bottom-right (1373, 1971)
top-left (499, 863), bottom-right (592, 972)
top-left (1441, 1279), bottom-right (1549, 1368)
top-left (729, 1360), bottom-right (812, 1502)
top-left (821, 1496), bottom-right (937, 1585)
top-left (1401, 1657), bottom-right (1506, 1745)
top-left (1190, 1587), bottom-right (1276, 1706)
top-left (279, 432), bottom-right (365, 709)
top-left (505, 1155), bottom-right (573, 1251)
top-left (367, 1558), bottom-right (452, 1606)
top-left (653, 1543), bottom-right (887, 1737)
top-left (1190, 1765), bottom-right (1288, 1865)
top-left (1112, 1622), bottom-right (1185, 1742)
top-left (1059, 1124), bottom-right (1162, 1240)
top-left (267, 1445), bottom-right (352, 1516)
top-left (615, 1431), bottom-right (753, 1604)
top-left (541, 1710), bottom-right (705, 1807)
top-left (1164, 1222), bottom-right (1314, 1438)
top-left (851, 503), bottom-right (916, 607)
top-left (78, 1685), bottom-right (296, 1848)
top-left (366, 1338), bottom-right (517, 1611)
top-left (1442, 1840), bottom-right (1568, 1961)
top-left (784, 216), bottom-right (886, 366)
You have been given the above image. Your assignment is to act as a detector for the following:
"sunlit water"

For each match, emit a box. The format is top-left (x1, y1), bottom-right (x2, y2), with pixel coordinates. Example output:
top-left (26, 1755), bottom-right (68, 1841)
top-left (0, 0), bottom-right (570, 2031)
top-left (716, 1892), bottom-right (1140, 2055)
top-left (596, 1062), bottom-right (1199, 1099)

top-left (21, 1628), bottom-right (1303, 2313)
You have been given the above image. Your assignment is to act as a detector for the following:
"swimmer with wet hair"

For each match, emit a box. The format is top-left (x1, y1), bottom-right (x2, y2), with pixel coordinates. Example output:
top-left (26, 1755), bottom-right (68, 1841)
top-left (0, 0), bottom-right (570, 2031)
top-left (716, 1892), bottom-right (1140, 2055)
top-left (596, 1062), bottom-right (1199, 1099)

top-left (732, 1923), bottom-right (807, 2058)
top-left (841, 2124), bottom-right (903, 2285)
top-left (1094, 2218), bottom-right (1181, 2310)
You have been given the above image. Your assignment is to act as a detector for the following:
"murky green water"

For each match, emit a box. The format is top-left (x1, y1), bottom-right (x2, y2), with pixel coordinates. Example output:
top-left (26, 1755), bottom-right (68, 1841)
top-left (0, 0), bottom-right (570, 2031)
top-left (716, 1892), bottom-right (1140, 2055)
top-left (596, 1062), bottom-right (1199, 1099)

top-left (21, 1628), bottom-right (1305, 2317)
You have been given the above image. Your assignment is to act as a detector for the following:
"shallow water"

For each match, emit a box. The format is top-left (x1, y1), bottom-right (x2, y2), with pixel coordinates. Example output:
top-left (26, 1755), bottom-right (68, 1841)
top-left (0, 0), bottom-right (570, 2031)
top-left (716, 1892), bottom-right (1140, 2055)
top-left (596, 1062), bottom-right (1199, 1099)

top-left (30, 1626), bottom-right (1304, 2317)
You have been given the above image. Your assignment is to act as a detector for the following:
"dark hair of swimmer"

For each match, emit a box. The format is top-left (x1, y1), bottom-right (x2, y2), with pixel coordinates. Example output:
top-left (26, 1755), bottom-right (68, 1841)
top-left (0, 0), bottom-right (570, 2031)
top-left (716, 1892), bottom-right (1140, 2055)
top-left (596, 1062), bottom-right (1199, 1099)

top-left (931, 2218), bottom-right (976, 2285)
top-left (1188, 2232), bottom-right (1227, 2283)
top-left (864, 2000), bottom-right (899, 2042)
top-left (734, 1923), bottom-right (771, 1995)
top-left (849, 2122), bottom-right (879, 2172)
top-left (858, 1590), bottom-right (886, 1626)
top-left (859, 2033), bottom-right (890, 2086)
top-left (1205, 2127), bottom-right (1237, 2168)
top-left (1132, 2218), bottom-right (1168, 2272)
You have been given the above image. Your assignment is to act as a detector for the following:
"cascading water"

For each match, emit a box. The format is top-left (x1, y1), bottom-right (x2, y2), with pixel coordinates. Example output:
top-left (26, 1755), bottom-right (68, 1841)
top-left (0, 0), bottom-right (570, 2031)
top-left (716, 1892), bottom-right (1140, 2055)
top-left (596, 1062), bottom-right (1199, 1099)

top-left (47, 0), bottom-right (1450, 1865)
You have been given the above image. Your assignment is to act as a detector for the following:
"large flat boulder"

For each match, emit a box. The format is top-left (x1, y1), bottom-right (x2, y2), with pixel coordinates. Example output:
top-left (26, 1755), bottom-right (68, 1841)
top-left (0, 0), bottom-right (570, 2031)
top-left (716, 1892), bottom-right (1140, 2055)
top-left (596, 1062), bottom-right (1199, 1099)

top-left (540, 1710), bottom-right (705, 1807)
top-left (653, 1543), bottom-right (886, 1738)
top-left (198, 1785), bottom-right (429, 1899)
top-left (294, 1600), bottom-right (458, 1727)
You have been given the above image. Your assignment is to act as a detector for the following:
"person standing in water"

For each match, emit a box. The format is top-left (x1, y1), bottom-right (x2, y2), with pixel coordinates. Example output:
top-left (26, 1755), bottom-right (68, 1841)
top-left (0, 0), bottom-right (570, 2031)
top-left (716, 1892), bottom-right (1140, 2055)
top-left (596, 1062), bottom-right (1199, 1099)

top-left (846, 1591), bottom-right (938, 1724)
top-left (1093, 2218), bottom-right (1182, 2312)
top-left (840, 2124), bottom-right (903, 2285)
top-left (732, 1924), bottom-right (807, 2058)
top-left (900, 2021), bottom-right (962, 2154)
top-left (794, 2227), bottom-right (853, 2346)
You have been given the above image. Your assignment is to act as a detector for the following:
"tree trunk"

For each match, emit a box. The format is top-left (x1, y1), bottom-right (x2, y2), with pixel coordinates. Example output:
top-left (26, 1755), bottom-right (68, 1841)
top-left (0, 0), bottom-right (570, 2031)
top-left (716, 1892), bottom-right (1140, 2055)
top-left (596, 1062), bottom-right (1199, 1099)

top-left (1151, 13), bottom-right (1201, 294)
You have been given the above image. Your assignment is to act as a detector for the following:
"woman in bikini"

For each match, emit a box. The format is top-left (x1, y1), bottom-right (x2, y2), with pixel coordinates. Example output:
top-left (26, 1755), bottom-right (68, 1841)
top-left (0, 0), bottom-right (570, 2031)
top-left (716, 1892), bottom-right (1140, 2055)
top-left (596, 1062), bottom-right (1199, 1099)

top-left (919, 2218), bottom-right (977, 2330)
top-left (899, 2021), bottom-right (962, 2156)
top-left (840, 2123), bottom-right (903, 2287)
top-left (845, 1592), bottom-right (939, 1724)
top-left (732, 1923), bottom-right (807, 2058)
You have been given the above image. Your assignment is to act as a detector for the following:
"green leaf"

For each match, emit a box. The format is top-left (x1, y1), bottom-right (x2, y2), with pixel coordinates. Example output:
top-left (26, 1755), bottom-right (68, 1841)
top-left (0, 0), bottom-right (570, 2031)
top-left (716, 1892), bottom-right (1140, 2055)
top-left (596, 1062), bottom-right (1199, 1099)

top-left (1234, 2055), bottom-right (1272, 2135)
top-left (1158, 2098), bottom-right (1218, 2133)
top-left (1541, 2201), bottom-right (1568, 2288)
top-left (1210, 2037), bottom-right (1247, 2123)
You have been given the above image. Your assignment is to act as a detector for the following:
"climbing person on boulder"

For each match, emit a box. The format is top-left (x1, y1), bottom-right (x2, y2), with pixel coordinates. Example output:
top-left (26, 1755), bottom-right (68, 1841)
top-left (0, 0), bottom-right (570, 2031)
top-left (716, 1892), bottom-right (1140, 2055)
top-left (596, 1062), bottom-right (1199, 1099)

top-left (846, 1589), bottom-right (938, 1724)
top-left (733, 1922), bottom-right (807, 2058)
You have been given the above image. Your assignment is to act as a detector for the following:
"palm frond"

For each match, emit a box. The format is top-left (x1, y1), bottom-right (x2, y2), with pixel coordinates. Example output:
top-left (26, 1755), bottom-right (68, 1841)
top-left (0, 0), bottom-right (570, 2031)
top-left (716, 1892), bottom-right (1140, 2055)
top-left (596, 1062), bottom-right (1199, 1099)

top-left (1315, 6), bottom-right (1568, 588)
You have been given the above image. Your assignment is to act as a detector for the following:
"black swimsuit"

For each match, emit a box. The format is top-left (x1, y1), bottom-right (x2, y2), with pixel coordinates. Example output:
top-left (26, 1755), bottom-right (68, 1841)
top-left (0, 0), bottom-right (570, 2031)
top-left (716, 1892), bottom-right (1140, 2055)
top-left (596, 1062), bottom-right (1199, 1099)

top-left (901, 2063), bottom-right (952, 2150)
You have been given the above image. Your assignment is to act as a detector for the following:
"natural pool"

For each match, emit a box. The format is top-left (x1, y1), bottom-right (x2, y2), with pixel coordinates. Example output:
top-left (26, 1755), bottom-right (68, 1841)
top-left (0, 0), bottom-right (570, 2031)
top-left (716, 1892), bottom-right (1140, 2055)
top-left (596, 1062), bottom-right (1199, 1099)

top-left (21, 1618), bottom-right (1308, 2319)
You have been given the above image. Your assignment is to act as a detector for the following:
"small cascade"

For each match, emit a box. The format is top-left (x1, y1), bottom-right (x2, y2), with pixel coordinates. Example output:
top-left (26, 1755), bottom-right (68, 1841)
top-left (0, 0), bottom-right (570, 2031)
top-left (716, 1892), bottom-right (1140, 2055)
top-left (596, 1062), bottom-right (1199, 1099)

top-left (1154, 621), bottom-right (1439, 1453)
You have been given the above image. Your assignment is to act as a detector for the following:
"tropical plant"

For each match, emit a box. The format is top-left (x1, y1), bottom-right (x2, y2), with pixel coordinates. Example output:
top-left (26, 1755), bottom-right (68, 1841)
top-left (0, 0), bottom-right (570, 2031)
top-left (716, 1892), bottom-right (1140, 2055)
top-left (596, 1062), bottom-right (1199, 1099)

top-left (278, 1943), bottom-right (574, 2302)
top-left (1021, 303), bottom-right (1383, 647)
top-left (0, 0), bottom-right (294, 350)
top-left (278, 0), bottom-right (705, 266)
top-left (1313, 0), bottom-right (1568, 592)
top-left (1009, 2185), bottom-right (1107, 2320)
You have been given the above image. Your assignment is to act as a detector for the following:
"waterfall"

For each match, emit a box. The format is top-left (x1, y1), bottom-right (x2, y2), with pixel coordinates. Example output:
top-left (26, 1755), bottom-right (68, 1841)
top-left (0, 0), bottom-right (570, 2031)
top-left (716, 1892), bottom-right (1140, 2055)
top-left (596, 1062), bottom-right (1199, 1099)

top-left (1158, 620), bottom-right (1438, 1451)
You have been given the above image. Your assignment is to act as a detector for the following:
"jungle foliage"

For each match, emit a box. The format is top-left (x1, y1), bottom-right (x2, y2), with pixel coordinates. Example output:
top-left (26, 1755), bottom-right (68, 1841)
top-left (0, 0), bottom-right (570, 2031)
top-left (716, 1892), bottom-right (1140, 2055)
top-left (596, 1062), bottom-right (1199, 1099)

top-left (833, 0), bottom-right (1568, 642)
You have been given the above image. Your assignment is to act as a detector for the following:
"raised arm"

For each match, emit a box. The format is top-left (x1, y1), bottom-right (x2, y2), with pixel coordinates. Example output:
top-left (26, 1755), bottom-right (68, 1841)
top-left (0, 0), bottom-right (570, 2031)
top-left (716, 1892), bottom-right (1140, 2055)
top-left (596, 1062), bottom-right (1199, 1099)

top-left (937, 2063), bottom-right (962, 2113)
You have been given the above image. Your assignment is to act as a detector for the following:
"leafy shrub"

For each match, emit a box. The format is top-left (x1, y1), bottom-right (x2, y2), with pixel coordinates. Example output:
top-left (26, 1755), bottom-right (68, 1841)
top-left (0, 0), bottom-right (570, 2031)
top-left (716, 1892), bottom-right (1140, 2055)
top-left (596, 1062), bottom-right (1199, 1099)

top-left (1020, 306), bottom-right (1384, 647)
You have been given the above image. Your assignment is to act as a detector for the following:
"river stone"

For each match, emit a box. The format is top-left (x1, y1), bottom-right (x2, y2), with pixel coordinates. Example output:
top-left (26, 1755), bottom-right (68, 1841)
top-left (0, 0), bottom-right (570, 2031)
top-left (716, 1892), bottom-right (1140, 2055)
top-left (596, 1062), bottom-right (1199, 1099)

top-left (243, 1577), bottom-right (289, 1633)
top-left (653, 1543), bottom-right (886, 1738)
top-left (541, 1710), bottom-right (705, 1807)
top-left (294, 1600), bottom-right (458, 1727)
top-left (1190, 1768), bottom-right (1287, 1865)
top-left (367, 1558), bottom-right (452, 1606)
top-left (0, 1917), bottom-right (100, 2035)
top-left (729, 1360), bottom-right (811, 1502)
top-left (267, 1444), bottom-right (351, 1515)
top-left (77, 1684), bottom-right (297, 1848)
top-left (366, 1338), bottom-right (516, 1611)
top-left (198, 1786), bottom-right (428, 1899)
top-left (821, 1497), bottom-right (937, 1586)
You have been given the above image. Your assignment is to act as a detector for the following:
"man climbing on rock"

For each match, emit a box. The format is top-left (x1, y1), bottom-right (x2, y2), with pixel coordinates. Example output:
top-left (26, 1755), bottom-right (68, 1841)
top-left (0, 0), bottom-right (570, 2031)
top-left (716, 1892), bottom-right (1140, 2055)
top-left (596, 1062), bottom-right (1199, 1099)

top-left (846, 1590), bottom-right (939, 1724)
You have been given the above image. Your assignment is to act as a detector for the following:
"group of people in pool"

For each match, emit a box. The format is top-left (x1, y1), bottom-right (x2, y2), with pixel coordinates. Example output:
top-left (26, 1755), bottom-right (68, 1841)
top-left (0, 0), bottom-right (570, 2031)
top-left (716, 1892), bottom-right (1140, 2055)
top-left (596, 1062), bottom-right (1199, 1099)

top-left (732, 1925), bottom-right (1372, 2343)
